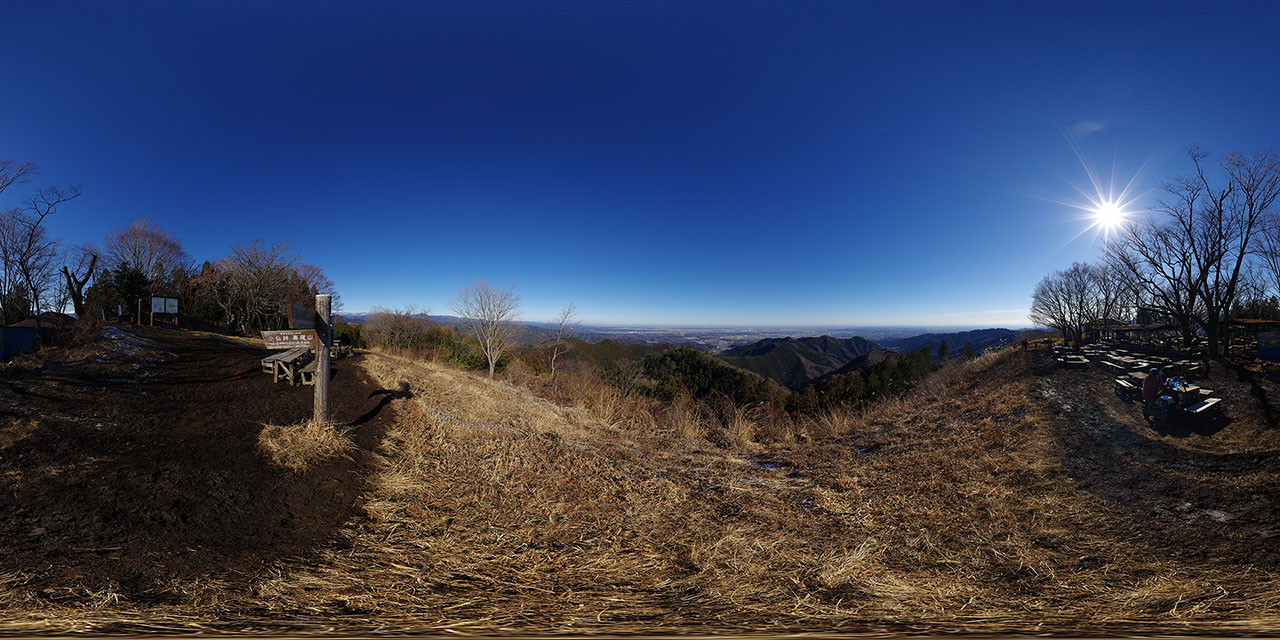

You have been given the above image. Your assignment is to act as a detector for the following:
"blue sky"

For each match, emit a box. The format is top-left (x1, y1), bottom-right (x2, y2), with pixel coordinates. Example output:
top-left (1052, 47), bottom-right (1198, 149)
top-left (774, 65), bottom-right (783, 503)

top-left (2, 1), bottom-right (1279, 326)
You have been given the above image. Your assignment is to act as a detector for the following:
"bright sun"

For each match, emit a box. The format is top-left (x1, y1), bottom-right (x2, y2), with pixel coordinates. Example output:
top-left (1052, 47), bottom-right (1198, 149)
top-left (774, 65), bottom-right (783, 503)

top-left (1093, 200), bottom-right (1126, 229)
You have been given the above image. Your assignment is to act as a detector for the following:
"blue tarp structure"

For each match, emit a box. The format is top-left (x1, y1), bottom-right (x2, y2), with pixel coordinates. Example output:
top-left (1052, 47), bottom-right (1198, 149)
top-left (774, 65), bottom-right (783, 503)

top-left (0, 327), bottom-right (37, 358)
top-left (1259, 331), bottom-right (1280, 362)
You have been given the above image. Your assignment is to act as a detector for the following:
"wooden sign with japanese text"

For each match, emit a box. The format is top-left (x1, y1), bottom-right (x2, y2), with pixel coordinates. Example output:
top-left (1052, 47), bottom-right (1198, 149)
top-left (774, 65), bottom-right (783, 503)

top-left (262, 329), bottom-right (318, 349)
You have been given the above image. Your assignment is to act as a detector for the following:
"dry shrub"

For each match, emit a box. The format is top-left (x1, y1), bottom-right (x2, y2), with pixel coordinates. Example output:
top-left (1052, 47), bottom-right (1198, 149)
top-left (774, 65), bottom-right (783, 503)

top-left (258, 419), bottom-right (355, 471)
top-left (661, 395), bottom-right (705, 440)
top-left (718, 400), bottom-right (756, 449)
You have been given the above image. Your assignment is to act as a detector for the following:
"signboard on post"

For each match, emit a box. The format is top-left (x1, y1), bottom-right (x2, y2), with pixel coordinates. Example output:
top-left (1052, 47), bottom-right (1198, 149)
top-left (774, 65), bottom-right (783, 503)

top-left (262, 329), bottom-right (318, 350)
top-left (314, 294), bottom-right (332, 425)
top-left (150, 297), bottom-right (179, 327)
top-left (268, 296), bottom-right (333, 425)
top-left (288, 303), bottom-right (324, 331)
top-left (151, 297), bottom-right (178, 313)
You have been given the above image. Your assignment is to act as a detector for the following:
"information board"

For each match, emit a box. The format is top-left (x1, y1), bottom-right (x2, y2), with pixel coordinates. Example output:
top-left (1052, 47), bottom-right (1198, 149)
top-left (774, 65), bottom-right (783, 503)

top-left (150, 297), bottom-right (179, 314)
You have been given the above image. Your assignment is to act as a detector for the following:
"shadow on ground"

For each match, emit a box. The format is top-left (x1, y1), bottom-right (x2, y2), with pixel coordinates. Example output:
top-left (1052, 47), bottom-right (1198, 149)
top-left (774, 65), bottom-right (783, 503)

top-left (1036, 350), bottom-right (1280, 569)
top-left (0, 326), bottom-right (396, 603)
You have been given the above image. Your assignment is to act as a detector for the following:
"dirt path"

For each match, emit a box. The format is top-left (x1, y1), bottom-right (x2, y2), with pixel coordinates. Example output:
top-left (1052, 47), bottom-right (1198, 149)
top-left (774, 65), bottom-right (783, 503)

top-left (1033, 351), bottom-right (1280, 568)
top-left (0, 325), bottom-right (397, 603)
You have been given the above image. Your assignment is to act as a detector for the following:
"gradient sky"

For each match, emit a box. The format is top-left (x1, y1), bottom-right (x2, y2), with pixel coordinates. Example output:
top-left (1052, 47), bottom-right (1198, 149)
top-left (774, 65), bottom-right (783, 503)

top-left (3, 1), bottom-right (1279, 326)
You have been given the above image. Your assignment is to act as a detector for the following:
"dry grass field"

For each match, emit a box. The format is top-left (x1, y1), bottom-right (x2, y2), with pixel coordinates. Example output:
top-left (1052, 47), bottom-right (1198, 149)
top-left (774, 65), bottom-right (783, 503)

top-left (1, 326), bottom-right (1278, 634)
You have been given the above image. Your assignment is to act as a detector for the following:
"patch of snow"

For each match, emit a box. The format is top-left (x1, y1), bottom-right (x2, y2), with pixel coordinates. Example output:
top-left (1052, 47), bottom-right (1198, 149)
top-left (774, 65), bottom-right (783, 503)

top-left (97, 326), bottom-right (168, 363)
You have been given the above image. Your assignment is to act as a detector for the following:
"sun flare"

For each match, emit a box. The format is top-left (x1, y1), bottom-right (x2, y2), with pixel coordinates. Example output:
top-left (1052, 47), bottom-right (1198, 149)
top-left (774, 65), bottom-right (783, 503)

top-left (1092, 200), bottom-right (1126, 229)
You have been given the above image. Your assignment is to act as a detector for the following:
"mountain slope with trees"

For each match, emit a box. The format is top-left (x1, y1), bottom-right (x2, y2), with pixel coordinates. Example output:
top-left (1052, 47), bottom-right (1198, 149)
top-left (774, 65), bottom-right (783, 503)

top-left (881, 328), bottom-right (1018, 361)
top-left (720, 335), bottom-right (882, 390)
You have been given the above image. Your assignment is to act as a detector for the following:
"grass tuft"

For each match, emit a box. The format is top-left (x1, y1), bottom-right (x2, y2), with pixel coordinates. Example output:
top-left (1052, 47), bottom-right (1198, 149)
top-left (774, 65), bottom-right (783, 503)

top-left (258, 419), bottom-right (355, 472)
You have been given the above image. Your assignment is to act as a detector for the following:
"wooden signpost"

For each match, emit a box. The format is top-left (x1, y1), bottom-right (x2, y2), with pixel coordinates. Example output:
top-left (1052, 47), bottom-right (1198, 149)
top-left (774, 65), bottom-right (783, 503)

top-left (261, 294), bottom-right (333, 424)
top-left (313, 294), bottom-right (332, 424)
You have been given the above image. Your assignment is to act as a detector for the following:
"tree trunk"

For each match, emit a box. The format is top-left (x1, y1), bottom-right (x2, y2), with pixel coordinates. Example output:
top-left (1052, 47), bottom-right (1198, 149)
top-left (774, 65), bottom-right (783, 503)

top-left (60, 253), bottom-right (96, 320)
top-left (1206, 315), bottom-right (1220, 358)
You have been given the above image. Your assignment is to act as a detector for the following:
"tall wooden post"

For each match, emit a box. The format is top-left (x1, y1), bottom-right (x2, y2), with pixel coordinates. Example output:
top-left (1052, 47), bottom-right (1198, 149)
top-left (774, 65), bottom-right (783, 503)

top-left (314, 294), bottom-right (332, 425)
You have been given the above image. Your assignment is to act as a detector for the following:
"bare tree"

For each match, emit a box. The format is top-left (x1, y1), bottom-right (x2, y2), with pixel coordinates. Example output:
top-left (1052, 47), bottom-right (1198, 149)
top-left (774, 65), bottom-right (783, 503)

top-left (548, 303), bottom-right (580, 381)
top-left (0, 160), bottom-right (37, 323)
top-left (1213, 149), bottom-right (1280, 346)
top-left (9, 185), bottom-right (83, 333)
top-left (452, 279), bottom-right (521, 378)
top-left (363, 306), bottom-right (432, 352)
top-left (1029, 267), bottom-right (1074, 341)
top-left (1257, 212), bottom-right (1280, 297)
top-left (295, 263), bottom-right (342, 312)
top-left (1029, 262), bottom-right (1105, 343)
top-left (60, 244), bottom-right (99, 318)
top-left (1107, 147), bottom-right (1280, 355)
top-left (1092, 262), bottom-right (1130, 327)
top-left (103, 218), bottom-right (191, 287)
top-left (1105, 173), bottom-right (1210, 350)
top-left (216, 240), bottom-right (298, 332)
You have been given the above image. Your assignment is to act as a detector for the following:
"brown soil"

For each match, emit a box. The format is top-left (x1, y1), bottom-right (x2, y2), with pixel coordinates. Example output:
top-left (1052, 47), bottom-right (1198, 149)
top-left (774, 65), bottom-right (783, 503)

top-left (2, 333), bottom-right (1278, 635)
top-left (1037, 351), bottom-right (1280, 575)
top-left (0, 325), bottom-right (396, 604)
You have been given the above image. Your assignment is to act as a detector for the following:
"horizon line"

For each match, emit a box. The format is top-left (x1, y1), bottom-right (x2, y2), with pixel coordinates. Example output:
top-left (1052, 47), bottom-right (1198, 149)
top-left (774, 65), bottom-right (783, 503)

top-left (335, 311), bottom-right (1035, 331)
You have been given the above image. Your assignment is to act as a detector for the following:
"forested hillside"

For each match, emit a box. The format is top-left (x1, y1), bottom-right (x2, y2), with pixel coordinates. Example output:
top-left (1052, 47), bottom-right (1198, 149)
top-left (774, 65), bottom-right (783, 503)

top-left (882, 328), bottom-right (1017, 361)
top-left (721, 335), bottom-right (881, 389)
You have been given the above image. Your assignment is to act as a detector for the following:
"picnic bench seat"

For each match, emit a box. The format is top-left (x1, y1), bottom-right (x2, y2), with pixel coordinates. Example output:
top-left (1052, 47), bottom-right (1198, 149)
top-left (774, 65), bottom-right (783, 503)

top-left (301, 358), bottom-right (319, 386)
top-left (1113, 377), bottom-right (1139, 401)
top-left (1185, 397), bottom-right (1222, 415)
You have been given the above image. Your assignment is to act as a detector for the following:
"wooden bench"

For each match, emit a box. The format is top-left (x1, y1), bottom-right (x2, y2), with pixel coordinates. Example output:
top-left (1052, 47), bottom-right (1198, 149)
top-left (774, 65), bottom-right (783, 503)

top-left (1185, 397), bottom-right (1222, 415)
top-left (263, 347), bottom-right (311, 385)
top-left (261, 348), bottom-right (303, 375)
top-left (300, 359), bottom-right (319, 386)
top-left (1113, 378), bottom-right (1139, 401)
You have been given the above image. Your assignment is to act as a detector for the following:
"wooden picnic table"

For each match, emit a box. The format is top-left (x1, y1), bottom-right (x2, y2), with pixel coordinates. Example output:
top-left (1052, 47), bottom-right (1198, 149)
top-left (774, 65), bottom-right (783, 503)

top-left (261, 347), bottom-right (302, 375)
top-left (261, 346), bottom-right (312, 385)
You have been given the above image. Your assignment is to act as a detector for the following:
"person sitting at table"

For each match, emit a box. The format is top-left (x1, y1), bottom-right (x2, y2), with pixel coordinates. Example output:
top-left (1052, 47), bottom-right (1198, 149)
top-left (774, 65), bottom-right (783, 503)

top-left (1142, 367), bottom-right (1170, 404)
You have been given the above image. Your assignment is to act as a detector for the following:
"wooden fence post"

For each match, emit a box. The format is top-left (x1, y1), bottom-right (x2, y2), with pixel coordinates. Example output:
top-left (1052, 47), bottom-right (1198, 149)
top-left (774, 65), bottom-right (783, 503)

top-left (314, 294), bottom-right (332, 425)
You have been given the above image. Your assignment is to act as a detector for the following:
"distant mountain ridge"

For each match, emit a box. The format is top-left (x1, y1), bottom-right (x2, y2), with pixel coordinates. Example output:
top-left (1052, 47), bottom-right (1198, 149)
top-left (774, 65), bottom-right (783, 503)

top-left (880, 328), bottom-right (1017, 360)
top-left (720, 335), bottom-right (881, 390)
